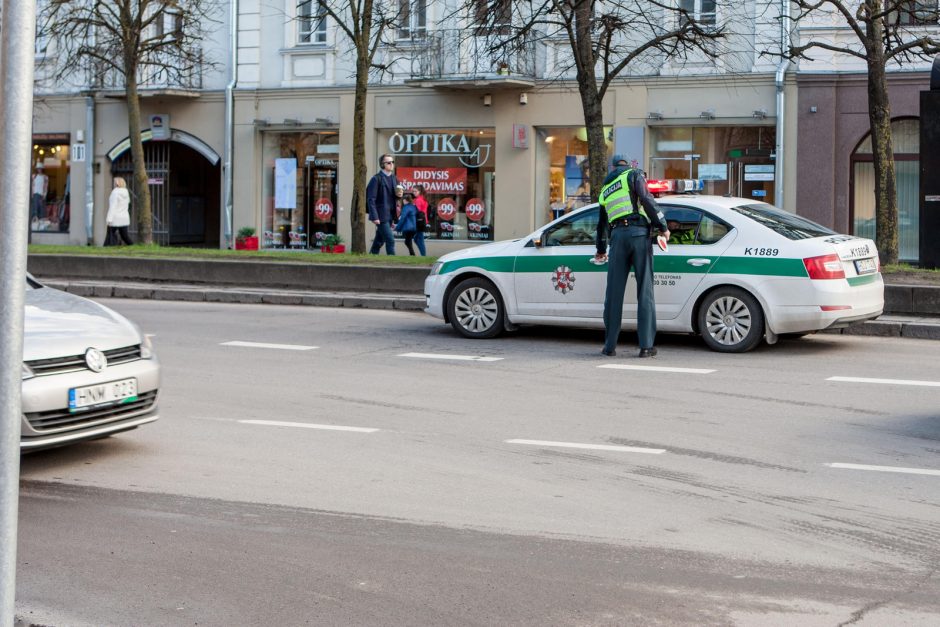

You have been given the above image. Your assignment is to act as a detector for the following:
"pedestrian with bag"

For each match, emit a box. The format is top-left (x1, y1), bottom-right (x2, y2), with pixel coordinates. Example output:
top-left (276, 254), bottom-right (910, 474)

top-left (412, 184), bottom-right (428, 256)
top-left (366, 154), bottom-right (398, 255)
top-left (105, 176), bottom-right (134, 246)
top-left (594, 159), bottom-right (669, 358)
top-left (395, 192), bottom-right (419, 256)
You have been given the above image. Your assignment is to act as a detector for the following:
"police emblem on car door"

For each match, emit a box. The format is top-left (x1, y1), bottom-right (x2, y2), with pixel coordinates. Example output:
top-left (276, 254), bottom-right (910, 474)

top-left (514, 207), bottom-right (606, 318)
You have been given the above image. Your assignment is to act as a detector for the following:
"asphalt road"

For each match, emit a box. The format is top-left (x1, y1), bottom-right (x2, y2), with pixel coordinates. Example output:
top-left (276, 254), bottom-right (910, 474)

top-left (15, 300), bottom-right (940, 626)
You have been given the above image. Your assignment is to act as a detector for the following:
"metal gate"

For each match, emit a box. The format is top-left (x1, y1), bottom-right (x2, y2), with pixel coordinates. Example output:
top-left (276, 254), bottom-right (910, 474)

top-left (112, 142), bottom-right (171, 245)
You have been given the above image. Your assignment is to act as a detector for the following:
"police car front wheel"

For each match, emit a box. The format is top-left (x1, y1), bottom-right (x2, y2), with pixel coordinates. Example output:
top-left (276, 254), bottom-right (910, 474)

top-left (447, 277), bottom-right (505, 339)
top-left (697, 287), bottom-right (765, 353)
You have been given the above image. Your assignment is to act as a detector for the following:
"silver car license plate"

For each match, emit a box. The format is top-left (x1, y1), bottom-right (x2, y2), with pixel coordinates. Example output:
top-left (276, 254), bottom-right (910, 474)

top-left (69, 378), bottom-right (138, 412)
top-left (854, 258), bottom-right (877, 275)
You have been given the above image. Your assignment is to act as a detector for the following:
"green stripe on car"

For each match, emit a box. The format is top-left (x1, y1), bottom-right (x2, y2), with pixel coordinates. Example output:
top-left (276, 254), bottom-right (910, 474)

top-left (846, 273), bottom-right (880, 287)
top-left (441, 254), bottom-right (808, 278)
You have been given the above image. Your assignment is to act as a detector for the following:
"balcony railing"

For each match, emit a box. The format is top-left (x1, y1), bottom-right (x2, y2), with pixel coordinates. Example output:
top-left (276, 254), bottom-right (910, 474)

top-left (90, 47), bottom-right (204, 92)
top-left (408, 28), bottom-right (538, 80)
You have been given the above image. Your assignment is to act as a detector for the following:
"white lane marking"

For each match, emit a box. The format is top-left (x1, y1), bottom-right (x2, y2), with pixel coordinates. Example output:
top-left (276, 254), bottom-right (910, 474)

top-left (598, 364), bottom-right (715, 374)
top-left (399, 352), bottom-right (503, 362)
top-left (222, 341), bottom-right (318, 351)
top-left (506, 439), bottom-right (666, 455)
top-left (825, 463), bottom-right (940, 477)
top-left (239, 420), bottom-right (378, 433)
top-left (827, 376), bottom-right (940, 388)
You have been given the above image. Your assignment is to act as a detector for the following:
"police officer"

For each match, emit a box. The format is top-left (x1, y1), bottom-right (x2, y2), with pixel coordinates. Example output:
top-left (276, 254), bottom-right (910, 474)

top-left (594, 159), bottom-right (669, 358)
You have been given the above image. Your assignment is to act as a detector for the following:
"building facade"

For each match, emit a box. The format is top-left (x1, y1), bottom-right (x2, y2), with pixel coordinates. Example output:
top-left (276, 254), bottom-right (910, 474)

top-left (25, 1), bottom-right (940, 263)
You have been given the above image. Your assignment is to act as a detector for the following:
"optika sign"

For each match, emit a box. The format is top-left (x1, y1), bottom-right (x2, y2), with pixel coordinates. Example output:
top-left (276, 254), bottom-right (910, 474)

top-left (389, 133), bottom-right (491, 168)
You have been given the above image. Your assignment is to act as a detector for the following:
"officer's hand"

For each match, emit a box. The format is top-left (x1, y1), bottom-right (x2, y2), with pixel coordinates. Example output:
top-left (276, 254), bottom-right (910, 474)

top-left (661, 229), bottom-right (671, 240)
top-left (373, 219), bottom-right (381, 225)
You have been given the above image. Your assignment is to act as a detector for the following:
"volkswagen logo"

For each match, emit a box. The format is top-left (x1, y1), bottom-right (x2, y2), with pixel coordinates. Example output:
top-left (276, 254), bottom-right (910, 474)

top-left (85, 348), bottom-right (107, 373)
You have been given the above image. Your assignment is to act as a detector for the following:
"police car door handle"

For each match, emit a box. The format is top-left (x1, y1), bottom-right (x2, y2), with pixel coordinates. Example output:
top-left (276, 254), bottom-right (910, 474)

top-left (687, 258), bottom-right (711, 267)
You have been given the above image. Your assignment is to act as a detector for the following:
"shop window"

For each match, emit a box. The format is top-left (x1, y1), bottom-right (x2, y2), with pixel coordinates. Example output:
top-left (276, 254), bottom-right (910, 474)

top-left (852, 118), bottom-right (920, 261)
top-left (30, 137), bottom-right (70, 233)
top-left (535, 126), bottom-right (613, 226)
top-left (262, 131), bottom-right (340, 249)
top-left (378, 128), bottom-right (496, 242)
top-left (398, 0), bottom-right (427, 40)
top-left (298, 1), bottom-right (328, 45)
top-left (649, 125), bottom-right (776, 205)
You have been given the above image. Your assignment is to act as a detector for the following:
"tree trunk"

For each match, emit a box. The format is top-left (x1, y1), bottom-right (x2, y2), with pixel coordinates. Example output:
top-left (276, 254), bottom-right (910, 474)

top-left (572, 1), bottom-right (606, 202)
top-left (351, 50), bottom-right (369, 253)
top-left (866, 15), bottom-right (898, 264)
top-left (125, 71), bottom-right (152, 245)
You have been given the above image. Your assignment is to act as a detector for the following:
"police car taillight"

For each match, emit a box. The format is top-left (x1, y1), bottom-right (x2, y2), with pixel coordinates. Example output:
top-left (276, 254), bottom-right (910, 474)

top-left (803, 254), bottom-right (846, 280)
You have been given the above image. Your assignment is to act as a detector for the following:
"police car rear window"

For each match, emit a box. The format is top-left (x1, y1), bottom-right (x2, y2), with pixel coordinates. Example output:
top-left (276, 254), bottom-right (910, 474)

top-left (730, 204), bottom-right (836, 240)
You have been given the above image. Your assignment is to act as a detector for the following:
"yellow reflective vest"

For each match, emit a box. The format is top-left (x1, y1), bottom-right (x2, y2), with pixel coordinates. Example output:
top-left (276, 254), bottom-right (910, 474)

top-left (599, 169), bottom-right (649, 224)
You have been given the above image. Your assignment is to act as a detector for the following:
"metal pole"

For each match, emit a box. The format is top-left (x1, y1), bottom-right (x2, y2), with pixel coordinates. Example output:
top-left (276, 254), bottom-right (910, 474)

top-left (222, 0), bottom-right (239, 249)
top-left (0, 1), bottom-right (37, 623)
top-left (85, 95), bottom-right (96, 244)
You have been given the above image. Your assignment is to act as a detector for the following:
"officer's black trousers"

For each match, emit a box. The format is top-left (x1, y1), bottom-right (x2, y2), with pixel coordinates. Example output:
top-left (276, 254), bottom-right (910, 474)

top-left (602, 224), bottom-right (657, 352)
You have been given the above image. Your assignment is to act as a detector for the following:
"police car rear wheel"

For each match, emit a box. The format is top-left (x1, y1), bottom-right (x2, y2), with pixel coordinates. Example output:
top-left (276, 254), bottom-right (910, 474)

top-left (698, 287), bottom-right (764, 353)
top-left (447, 277), bottom-right (505, 339)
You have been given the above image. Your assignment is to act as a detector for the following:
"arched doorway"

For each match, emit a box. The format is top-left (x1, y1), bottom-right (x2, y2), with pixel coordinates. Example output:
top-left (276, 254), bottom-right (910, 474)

top-left (850, 118), bottom-right (919, 262)
top-left (108, 130), bottom-right (221, 247)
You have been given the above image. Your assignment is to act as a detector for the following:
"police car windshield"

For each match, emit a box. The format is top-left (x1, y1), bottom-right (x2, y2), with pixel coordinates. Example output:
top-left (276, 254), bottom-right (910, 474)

top-left (731, 204), bottom-right (836, 240)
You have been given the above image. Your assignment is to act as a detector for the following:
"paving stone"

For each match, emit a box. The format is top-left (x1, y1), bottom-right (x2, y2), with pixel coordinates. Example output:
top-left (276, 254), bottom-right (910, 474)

top-left (205, 290), bottom-right (263, 304)
top-left (262, 293), bottom-right (304, 305)
top-left (901, 323), bottom-right (940, 340)
top-left (300, 294), bottom-right (344, 307)
top-left (841, 321), bottom-right (901, 337)
top-left (153, 288), bottom-right (206, 302)
top-left (912, 286), bottom-right (940, 315)
top-left (113, 286), bottom-right (155, 299)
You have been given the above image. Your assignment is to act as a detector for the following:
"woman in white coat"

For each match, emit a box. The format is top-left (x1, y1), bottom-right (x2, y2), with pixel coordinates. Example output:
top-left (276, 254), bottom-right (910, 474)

top-left (105, 177), bottom-right (134, 245)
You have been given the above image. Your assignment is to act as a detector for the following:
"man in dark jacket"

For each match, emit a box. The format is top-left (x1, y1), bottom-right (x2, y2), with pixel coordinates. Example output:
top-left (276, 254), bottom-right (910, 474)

top-left (366, 154), bottom-right (398, 255)
top-left (594, 159), bottom-right (669, 358)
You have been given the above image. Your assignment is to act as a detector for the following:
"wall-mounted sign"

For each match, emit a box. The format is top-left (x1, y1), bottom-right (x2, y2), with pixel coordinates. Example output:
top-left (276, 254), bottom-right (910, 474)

top-left (389, 132), bottom-right (491, 168)
top-left (397, 167), bottom-right (467, 194)
top-left (71, 144), bottom-right (86, 163)
top-left (697, 163), bottom-right (727, 181)
top-left (150, 114), bottom-right (170, 141)
top-left (744, 164), bottom-right (775, 181)
top-left (512, 124), bottom-right (528, 149)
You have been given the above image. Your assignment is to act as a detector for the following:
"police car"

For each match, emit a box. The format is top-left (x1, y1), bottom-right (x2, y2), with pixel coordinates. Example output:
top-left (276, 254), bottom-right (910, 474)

top-left (424, 183), bottom-right (884, 353)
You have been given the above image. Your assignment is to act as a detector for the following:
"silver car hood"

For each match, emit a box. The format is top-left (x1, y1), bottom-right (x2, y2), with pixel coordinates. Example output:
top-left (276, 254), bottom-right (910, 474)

top-left (23, 287), bottom-right (141, 361)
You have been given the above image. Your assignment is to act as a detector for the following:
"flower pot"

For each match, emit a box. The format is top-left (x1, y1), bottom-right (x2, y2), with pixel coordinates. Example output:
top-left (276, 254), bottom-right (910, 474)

top-left (322, 244), bottom-right (345, 254)
top-left (235, 236), bottom-right (259, 250)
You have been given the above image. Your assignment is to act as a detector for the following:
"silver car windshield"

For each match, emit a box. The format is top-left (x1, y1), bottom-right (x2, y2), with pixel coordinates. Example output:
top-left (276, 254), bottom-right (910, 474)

top-left (731, 204), bottom-right (836, 240)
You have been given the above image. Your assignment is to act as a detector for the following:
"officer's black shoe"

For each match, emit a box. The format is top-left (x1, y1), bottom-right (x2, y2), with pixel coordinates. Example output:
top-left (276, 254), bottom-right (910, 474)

top-left (600, 348), bottom-right (616, 357)
top-left (638, 347), bottom-right (658, 358)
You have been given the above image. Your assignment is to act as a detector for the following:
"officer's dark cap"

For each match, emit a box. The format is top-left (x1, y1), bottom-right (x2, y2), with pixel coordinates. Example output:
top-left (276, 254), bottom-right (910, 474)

top-left (615, 159), bottom-right (629, 166)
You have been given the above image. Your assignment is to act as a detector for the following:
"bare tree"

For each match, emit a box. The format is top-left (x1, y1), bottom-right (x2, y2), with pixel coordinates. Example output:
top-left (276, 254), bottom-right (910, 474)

top-left (299, 0), bottom-right (404, 253)
top-left (788, 0), bottom-right (940, 264)
top-left (472, 0), bottom-right (725, 201)
top-left (41, 0), bottom-right (221, 245)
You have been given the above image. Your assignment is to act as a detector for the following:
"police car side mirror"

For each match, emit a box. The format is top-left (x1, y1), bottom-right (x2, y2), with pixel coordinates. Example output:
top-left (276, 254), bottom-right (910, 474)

top-left (532, 233), bottom-right (544, 248)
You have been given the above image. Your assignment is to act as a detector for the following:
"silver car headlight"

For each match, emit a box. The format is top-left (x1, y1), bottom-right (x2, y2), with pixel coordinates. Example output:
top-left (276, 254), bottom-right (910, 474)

top-left (140, 333), bottom-right (155, 359)
top-left (22, 363), bottom-right (34, 380)
top-left (430, 262), bottom-right (443, 276)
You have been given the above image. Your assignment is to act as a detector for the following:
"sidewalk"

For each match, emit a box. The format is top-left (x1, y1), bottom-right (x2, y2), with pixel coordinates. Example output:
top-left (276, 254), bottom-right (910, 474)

top-left (38, 276), bottom-right (940, 341)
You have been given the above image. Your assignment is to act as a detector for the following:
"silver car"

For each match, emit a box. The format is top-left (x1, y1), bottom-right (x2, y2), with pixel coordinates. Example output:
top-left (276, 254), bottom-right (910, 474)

top-left (21, 276), bottom-right (160, 451)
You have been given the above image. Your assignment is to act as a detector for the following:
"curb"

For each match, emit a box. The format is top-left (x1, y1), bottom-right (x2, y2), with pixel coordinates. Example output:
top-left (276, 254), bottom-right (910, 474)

top-left (43, 280), bottom-right (426, 312)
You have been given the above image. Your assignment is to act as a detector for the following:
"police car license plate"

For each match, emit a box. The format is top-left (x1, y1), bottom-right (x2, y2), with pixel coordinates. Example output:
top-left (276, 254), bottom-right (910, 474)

top-left (854, 258), bottom-right (877, 275)
top-left (69, 378), bottom-right (138, 412)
